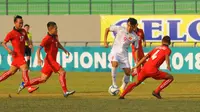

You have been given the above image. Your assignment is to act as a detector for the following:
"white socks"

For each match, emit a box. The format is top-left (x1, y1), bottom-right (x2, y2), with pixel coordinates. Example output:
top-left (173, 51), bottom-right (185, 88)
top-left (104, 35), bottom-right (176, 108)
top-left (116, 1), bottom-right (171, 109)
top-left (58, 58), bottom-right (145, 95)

top-left (120, 75), bottom-right (130, 90)
top-left (111, 67), bottom-right (117, 86)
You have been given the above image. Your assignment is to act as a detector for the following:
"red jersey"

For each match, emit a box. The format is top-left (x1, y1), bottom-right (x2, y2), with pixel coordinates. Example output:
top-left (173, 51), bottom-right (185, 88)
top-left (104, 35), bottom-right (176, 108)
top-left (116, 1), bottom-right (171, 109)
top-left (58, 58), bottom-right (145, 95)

top-left (40, 34), bottom-right (59, 60)
top-left (132, 28), bottom-right (145, 51)
top-left (144, 45), bottom-right (171, 68)
top-left (4, 27), bottom-right (28, 57)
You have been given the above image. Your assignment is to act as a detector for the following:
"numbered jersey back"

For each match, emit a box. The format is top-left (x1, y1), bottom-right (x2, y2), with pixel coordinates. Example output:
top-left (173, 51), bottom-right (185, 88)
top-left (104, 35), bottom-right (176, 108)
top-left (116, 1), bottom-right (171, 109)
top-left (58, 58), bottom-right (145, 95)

top-left (145, 45), bottom-right (171, 68)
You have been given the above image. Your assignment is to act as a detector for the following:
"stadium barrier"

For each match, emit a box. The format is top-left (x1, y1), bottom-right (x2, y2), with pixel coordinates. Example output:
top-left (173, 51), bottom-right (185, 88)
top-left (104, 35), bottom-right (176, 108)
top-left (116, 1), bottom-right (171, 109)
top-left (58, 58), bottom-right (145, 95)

top-left (0, 0), bottom-right (199, 15)
top-left (0, 45), bottom-right (200, 74)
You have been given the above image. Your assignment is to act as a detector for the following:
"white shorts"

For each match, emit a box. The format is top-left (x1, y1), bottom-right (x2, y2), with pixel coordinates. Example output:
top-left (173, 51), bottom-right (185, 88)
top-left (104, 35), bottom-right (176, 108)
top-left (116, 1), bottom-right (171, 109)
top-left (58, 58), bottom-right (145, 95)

top-left (109, 53), bottom-right (130, 69)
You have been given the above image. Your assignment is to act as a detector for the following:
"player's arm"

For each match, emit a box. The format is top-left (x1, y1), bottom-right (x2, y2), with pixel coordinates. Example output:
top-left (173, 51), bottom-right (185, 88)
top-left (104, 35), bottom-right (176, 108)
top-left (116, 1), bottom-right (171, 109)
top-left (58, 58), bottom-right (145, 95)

top-left (25, 33), bottom-right (33, 49)
top-left (2, 33), bottom-right (15, 55)
top-left (36, 46), bottom-right (43, 66)
top-left (133, 54), bottom-right (150, 69)
top-left (104, 27), bottom-right (110, 48)
top-left (165, 55), bottom-right (171, 71)
top-left (133, 37), bottom-right (140, 64)
top-left (1, 41), bottom-right (14, 55)
top-left (57, 41), bottom-right (70, 56)
top-left (104, 25), bottom-right (122, 48)
top-left (141, 30), bottom-right (146, 47)
top-left (37, 37), bottom-right (48, 66)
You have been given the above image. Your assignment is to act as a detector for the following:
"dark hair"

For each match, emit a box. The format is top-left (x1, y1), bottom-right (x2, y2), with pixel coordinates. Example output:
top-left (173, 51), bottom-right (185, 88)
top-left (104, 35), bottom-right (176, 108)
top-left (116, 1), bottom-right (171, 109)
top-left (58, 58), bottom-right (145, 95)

top-left (14, 15), bottom-right (22, 22)
top-left (127, 18), bottom-right (137, 26)
top-left (24, 24), bottom-right (30, 27)
top-left (47, 21), bottom-right (57, 28)
top-left (162, 35), bottom-right (171, 45)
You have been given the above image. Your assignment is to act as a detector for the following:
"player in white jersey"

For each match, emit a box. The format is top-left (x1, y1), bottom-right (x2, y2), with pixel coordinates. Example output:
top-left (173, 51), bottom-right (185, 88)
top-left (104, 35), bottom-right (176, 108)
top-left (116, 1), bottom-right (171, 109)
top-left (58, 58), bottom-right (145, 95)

top-left (104, 18), bottom-right (139, 94)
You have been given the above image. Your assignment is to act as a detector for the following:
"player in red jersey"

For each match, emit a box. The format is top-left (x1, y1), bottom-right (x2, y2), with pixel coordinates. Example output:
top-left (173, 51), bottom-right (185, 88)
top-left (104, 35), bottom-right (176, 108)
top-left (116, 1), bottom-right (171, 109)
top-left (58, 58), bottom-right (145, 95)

top-left (119, 36), bottom-right (174, 99)
top-left (132, 27), bottom-right (146, 76)
top-left (0, 15), bottom-right (38, 93)
top-left (18, 21), bottom-right (75, 97)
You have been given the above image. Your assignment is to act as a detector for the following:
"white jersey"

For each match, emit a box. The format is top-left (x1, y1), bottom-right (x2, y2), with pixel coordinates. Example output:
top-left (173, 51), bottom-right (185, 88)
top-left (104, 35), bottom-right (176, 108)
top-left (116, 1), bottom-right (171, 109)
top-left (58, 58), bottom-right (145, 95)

top-left (110, 25), bottom-right (139, 57)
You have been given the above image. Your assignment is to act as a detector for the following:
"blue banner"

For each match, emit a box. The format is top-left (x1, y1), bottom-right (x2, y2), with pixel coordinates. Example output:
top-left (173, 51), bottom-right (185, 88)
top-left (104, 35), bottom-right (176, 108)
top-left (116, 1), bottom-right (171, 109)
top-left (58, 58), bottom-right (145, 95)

top-left (0, 46), bottom-right (199, 74)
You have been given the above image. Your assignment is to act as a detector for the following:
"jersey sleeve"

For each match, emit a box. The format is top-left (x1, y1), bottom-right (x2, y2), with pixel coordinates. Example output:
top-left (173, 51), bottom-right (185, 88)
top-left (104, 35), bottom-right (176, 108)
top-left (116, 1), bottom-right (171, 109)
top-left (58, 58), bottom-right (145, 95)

top-left (109, 25), bottom-right (123, 32)
top-left (40, 37), bottom-right (49, 47)
top-left (4, 32), bottom-right (12, 42)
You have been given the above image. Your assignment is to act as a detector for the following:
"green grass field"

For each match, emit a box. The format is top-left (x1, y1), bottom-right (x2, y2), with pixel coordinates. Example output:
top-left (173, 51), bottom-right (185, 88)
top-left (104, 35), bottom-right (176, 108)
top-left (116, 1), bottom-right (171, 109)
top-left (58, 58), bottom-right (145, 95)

top-left (0, 72), bottom-right (200, 112)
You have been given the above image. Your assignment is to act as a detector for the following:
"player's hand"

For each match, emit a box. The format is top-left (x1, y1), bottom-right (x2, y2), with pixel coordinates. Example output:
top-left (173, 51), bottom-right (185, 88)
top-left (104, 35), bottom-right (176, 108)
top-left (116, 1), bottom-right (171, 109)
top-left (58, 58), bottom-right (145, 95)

top-left (29, 45), bottom-right (33, 49)
top-left (65, 50), bottom-right (70, 57)
top-left (8, 50), bottom-right (16, 56)
top-left (131, 67), bottom-right (136, 73)
top-left (167, 66), bottom-right (171, 71)
top-left (38, 59), bottom-right (43, 66)
top-left (104, 42), bottom-right (109, 48)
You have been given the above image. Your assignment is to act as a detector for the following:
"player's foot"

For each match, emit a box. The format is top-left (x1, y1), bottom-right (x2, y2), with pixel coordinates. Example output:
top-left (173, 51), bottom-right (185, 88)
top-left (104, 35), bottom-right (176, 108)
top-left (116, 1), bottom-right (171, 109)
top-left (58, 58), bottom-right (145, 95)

top-left (64, 90), bottom-right (75, 97)
top-left (119, 87), bottom-right (124, 96)
top-left (28, 86), bottom-right (39, 93)
top-left (17, 82), bottom-right (25, 94)
top-left (118, 96), bottom-right (125, 99)
top-left (152, 91), bottom-right (162, 99)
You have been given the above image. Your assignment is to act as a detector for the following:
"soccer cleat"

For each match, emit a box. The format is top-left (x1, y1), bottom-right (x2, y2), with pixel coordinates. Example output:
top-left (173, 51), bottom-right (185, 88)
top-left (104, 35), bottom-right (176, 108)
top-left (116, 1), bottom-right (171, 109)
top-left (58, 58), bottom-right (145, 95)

top-left (63, 90), bottom-right (75, 97)
top-left (119, 87), bottom-right (124, 96)
top-left (152, 91), bottom-right (162, 99)
top-left (118, 96), bottom-right (125, 99)
top-left (17, 82), bottom-right (25, 94)
top-left (28, 86), bottom-right (39, 93)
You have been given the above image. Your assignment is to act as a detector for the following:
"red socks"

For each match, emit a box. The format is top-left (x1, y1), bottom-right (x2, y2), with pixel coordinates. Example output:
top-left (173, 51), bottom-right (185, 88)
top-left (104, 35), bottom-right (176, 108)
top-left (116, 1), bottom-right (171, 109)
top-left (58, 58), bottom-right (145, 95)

top-left (155, 79), bottom-right (173, 93)
top-left (25, 77), bottom-right (45, 87)
top-left (59, 72), bottom-right (68, 93)
top-left (0, 71), bottom-right (12, 82)
top-left (121, 82), bottom-right (137, 97)
top-left (22, 70), bottom-right (30, 86)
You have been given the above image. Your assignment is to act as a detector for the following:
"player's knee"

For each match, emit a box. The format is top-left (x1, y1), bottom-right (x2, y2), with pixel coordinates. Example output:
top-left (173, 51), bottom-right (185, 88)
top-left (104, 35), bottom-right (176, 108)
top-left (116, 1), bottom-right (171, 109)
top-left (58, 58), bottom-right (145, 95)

top-left (125, 69), bottom-right (131, 76)
top-left (111, 62), bottom-right (118, 68)
top-left (166, 74), bottom-right (174, 81)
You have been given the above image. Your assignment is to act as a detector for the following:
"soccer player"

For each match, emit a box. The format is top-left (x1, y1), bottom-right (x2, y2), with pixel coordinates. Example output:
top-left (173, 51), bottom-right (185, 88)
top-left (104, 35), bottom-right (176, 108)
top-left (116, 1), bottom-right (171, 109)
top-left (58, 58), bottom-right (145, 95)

top-left (24, 24), bottom-right (33, 70)
top-left (119, 36), bottom-right (174, 99)
top-left (18, 21), bottom-right (75, 97)
top-left (104, 18), bottom-right (139, 94)
top-left (132, 27), bottom-right (146, 76)
top-left (0, 15), bottom-right (38, 93)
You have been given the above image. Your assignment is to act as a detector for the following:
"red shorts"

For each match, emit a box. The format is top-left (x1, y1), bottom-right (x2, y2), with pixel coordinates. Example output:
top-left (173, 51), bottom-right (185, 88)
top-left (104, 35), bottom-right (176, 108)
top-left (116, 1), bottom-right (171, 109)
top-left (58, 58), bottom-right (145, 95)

top-left (41, 59), bottom-right (62, 76)
top-left (137, 67), bottom-right (168, 81)
top-left (11, 56), bottom-right (26, 68)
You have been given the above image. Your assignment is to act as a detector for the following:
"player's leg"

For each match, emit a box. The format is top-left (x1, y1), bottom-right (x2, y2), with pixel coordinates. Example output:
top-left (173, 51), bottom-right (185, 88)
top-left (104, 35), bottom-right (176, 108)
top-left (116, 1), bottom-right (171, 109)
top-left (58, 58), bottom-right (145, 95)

top-left (17, 58), bottom-right (38, 94)
top-left (119, 69), bottom-right (147, 99)
top-left (18, 65), bottom-right (51, 94)
top-left (57, 67), bottom-right (75, 97)
top-left (119, 68), bottom-right (131, 94)
top-left (111, 61), bottom-right (119, 86)
top-left (110, 54), bottom-right (119, 87)
top-left (152, 71), bottom-right (174, 99)
top-left (0, 65), bottom-right (18, 82)
top-left (119, 57), bottom-right (131, 94)
top-left (19, 63), bottom-right (30, 86)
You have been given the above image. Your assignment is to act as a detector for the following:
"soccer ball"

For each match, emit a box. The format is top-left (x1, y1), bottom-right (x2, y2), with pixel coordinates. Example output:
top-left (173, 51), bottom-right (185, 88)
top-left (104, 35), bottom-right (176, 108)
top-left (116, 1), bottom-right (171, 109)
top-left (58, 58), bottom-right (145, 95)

top-left (108, 85), bottom-right (119, 96)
